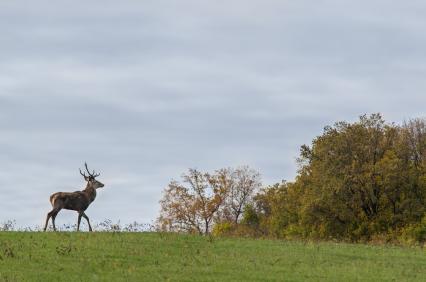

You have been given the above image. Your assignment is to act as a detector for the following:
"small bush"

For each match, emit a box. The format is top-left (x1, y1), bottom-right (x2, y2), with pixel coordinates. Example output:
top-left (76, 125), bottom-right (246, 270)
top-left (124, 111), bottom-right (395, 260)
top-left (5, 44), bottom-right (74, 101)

top-left (401, 215), bottom-right (426, 245)
top-left (212, 222), bottom-right (234, 237)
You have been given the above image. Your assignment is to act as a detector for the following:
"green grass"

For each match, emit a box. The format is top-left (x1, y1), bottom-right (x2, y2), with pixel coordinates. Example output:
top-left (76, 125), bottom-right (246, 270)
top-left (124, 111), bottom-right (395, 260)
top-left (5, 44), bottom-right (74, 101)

top-left (0, 232), bottom-right (425, 281)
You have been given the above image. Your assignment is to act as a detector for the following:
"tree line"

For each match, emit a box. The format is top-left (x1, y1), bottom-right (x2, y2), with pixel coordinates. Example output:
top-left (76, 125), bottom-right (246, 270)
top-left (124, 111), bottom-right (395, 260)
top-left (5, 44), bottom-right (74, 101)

top-left (157, 114), bottom-right (426, 243)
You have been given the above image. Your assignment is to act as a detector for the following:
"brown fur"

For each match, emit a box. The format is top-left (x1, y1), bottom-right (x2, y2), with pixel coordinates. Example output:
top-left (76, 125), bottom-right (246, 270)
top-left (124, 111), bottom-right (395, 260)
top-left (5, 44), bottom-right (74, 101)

top-left (43, 164), bottom-right (104, 232)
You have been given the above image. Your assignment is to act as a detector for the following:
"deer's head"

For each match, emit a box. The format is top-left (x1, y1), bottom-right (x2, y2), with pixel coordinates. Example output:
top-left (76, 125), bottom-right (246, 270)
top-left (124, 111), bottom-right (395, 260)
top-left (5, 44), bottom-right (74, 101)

top-left (80, 162), bottom-right (104, 189)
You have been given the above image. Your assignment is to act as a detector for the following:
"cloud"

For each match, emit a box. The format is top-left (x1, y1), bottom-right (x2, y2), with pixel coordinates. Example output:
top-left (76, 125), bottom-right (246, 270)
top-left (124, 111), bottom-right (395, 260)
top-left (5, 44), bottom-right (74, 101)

top-left (1, 0), bottom-right (426, 227)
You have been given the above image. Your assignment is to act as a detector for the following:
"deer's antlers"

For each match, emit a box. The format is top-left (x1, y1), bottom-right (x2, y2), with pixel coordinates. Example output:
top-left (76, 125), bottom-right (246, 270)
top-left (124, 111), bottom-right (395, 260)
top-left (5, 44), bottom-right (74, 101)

top-left (79, 162), bottom-right (100, 178)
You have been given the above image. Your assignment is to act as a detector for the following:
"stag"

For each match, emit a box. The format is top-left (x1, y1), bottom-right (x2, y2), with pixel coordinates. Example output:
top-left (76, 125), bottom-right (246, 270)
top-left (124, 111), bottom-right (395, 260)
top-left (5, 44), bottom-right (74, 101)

top-left (43, 163), bottom-right (105, 232)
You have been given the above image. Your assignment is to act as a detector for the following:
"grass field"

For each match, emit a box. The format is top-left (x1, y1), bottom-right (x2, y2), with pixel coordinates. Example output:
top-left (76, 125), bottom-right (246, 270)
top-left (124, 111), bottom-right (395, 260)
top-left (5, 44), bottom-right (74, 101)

top-left (0, 232), bottom-right (425, 281)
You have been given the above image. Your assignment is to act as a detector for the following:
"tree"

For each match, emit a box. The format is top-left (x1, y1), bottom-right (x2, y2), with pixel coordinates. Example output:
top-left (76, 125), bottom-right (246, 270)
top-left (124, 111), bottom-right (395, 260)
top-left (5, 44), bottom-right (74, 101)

top-left (252, 114), bottom-right (426, 241)
top-left (293, 114), bottom-right (401, 238)
top-left (213, 166), bottom-right (261, 224)
top-left (157, 115), bottom-right (426, 242)
top-left (158, 167), bottom-right (261, 235)
top-left (158, 168), bottom-right (228, 235)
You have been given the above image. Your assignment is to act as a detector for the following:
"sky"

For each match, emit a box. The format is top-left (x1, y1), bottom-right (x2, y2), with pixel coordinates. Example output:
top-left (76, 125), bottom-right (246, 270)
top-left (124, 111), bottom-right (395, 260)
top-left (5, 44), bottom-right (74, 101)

top-left (1, 0), bottom-right (426, 228)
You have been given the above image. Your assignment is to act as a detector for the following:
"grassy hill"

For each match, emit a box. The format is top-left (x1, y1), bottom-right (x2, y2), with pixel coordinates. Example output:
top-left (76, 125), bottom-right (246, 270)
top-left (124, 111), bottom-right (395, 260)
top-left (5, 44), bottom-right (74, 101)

top-left (0, 232), bottom-right (425, 281)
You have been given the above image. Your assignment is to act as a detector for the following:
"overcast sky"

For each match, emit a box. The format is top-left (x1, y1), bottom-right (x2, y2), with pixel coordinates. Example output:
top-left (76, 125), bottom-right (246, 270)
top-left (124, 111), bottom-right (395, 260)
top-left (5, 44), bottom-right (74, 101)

top-left (1, 0), bottom-right (426, 228)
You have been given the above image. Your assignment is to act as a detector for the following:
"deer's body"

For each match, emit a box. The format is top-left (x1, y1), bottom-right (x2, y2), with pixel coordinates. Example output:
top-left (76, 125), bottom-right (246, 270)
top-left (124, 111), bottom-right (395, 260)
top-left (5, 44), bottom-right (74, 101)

top-left (50, 187), bottom-right (96, 212)
top-left (43, 163), bottom-right (104, 232)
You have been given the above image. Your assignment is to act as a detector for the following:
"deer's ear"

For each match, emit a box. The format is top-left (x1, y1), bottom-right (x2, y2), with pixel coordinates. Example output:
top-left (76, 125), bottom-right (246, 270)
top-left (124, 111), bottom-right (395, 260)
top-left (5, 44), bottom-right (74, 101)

top-left (84, 176), bottom-right (90, 181)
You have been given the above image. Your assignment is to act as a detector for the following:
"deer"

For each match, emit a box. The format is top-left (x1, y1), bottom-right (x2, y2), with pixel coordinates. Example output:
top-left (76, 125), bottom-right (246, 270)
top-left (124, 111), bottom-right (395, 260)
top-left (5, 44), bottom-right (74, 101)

top-left (43, 163), bottom-right (105, 232)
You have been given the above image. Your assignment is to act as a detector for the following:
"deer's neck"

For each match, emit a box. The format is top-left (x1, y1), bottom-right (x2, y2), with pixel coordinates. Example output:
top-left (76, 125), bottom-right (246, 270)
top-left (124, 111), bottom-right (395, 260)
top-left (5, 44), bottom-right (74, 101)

top-left (83, 185), bottom-right (97, 203)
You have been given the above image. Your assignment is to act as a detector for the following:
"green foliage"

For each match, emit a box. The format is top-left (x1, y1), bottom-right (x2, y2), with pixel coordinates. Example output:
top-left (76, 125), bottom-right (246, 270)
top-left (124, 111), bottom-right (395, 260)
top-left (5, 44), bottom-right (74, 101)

top-left (212, 222), bottom-right (234, 237)
top-left (241, 204), bottom-right (259, 227)
top-left (250, 114), bottom-right (426, 243)
top-left (0, 232), bottom-right (425, 281)
top-left (157, 114), bottom-right (426, 244)
top-left (402, 215), bottom-right (426, 244)
top-left (413, 223), bottom-right (426, 243)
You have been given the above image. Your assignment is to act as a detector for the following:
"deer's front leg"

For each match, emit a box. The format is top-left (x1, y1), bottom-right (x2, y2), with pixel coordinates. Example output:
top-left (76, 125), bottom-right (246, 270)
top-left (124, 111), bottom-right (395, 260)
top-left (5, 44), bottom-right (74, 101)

top-left (81, 212), bottom-right (93, 232)
top-left (77, 212), bottom-right (83, 231)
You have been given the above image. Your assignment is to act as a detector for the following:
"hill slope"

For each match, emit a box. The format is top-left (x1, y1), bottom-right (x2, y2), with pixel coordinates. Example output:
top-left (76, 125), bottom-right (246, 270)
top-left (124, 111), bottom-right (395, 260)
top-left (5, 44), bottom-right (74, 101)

top-left (0, 232), bottom-right (425, 281)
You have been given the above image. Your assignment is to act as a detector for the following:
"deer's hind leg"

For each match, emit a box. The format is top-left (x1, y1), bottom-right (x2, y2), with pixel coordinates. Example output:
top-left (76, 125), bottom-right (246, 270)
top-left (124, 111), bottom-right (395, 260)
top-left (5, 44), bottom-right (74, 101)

top-left (50, 208), bottom-right (62, 231)
top-left (43, 212), bottom-right (51, 231)
top-left (44, 197), bottom-right (64, 232)
top-left (43, 207), bottom-right (62, 231)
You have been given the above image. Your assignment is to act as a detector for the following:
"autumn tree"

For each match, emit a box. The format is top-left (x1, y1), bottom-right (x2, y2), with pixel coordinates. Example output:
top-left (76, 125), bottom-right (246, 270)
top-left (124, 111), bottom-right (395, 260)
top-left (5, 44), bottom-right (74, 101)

top-left (213, 166), bottom-right (261, 224)
top-left (158, 167), bottom-right (261, 235)
top-left (157, 168), bottom-right (228, 235)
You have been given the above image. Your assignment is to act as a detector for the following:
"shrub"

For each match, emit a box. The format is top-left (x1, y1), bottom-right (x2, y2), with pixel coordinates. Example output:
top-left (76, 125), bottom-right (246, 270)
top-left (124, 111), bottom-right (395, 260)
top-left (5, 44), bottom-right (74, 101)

top-left (212, 222), bottom-right (234, 237)
top-left (401, 214), bottom-right (426, 245)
